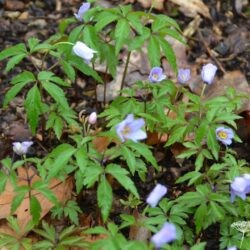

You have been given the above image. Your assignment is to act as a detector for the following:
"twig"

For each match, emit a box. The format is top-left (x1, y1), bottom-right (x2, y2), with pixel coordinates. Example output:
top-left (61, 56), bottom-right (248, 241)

top-left (197, 29), bottom-right (226, 74)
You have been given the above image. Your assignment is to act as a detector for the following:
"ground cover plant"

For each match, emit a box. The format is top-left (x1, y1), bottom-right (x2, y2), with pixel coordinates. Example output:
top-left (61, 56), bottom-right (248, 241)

top-left (0, 0), bottom-right (250, 249)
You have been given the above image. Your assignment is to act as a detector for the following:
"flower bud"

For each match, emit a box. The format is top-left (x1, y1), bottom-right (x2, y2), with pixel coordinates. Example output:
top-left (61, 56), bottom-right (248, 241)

top-left (73, 41), bottom-right (97, 63)
top-left (201, 63), bottom-right (217, 84)
top-left (146, 184), bottom-right (167, 207)
top-left (88, 112), bottom-right (97, 125)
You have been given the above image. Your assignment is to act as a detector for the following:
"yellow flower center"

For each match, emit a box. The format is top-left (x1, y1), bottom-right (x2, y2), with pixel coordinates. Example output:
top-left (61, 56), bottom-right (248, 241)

top-left (217, 131), bottom-right (228, 139)
top-left (122, 125), bottom-right (131, 135)
top-left (152, 74), bottom-right (159, 80)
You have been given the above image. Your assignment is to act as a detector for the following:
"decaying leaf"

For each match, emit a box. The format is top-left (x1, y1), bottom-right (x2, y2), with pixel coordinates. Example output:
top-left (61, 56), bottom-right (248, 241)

top-left (169, 0), bottom-right (211, 19)
top-left (0, 167), bottom-right (73, 234)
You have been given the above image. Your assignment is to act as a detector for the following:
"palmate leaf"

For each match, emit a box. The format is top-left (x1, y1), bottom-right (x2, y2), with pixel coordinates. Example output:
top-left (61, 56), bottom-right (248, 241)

top-left (106, 163), bottom-right (139, 198)
top-left (126, 141), bottom-right (158, 169)
top-left (97, 176), bottom-right (113, 222)
top-left (46, 144), bottom-right (76, 180)
top-left (94, 10), bottom-right (119, 32)
top-left (115, 18), bottom-right (131, 55)
top-left (25, 85), bottom-right (42, 134)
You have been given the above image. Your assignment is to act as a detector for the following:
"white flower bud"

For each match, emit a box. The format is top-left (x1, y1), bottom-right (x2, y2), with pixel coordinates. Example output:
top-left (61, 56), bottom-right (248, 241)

top-left (88, 112), bottom-right (97, 125)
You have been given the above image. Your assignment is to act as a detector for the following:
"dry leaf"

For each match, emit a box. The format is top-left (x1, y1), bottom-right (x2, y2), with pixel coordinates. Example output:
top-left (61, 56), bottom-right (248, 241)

top-left (0, 167), bottom-right (73, 234)
top-left (169, 0), bottom-right (211, 19)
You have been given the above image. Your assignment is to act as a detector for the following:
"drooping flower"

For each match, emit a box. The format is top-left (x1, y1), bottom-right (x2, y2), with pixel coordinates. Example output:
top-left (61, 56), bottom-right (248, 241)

top-left (115, 114), bottom-right (147, 142)
top-left (74, 2), bottom-right (90, 21)
top-left (88, 111), bottom-right (97, 125)
top-left (151, 222), bottom-right (177, 248)
top-left (227, 247), bottom-right (237, 250)
top-left (149, 67), bottom-right (166, 83)
top-left (215, 127), bottom-right (234, 146)
top-left (146, 184), bottom-right (167, 207)
top-left (177, 68), bottom-right (191, 84)
top-left (230, 175), bottom-right (250, 202)
top-left (13, 141), bottom-right (33, 156)
top-left (201, 63), bottom-right (217, 84)
top-left (73, 41), bottom-right (97, 63)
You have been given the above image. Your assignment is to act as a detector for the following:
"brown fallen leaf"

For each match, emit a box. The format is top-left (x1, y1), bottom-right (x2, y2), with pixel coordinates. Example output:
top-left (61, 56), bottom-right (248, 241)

top-left (124, 0), bottom-right (164, 10)
top-left (0, 167), bottom-right (73, 234)
top-left (169, 0), bottom-right (211, 19)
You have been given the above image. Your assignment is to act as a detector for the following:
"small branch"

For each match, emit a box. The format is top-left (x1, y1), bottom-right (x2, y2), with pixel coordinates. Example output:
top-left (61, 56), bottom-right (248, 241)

top-left (197, 29), bottom-right (226, 74)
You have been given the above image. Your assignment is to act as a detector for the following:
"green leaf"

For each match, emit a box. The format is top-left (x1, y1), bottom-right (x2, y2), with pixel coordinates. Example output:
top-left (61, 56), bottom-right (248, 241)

top-left (32, 181), bottom-right (58, 204)
top-left (54, 115), bottom-right (64, 139)
top-left (0, 172), bottom-right (8, 193)
top-left (42, 81), bottom-right (69, 109)
top-left (97, 176), bottom-right (113, 222)
top-left (176, 171), bottom-right (202, 186)
top-left (95, 11), bottom-right (119, 32)
top-left (190, 242), bottom-right (207, 250)
top-left (120, 145), bottom-right (136, 175)
top-left (75, 148), bottom-right (88, 173)
top-left (30, 196), bottom-right (41, 225)
top-left (147, 35), bottom-right (161, 67)
top-left (115, 18), bottom-right (130, 54)
top-left (25, 85), bottom-right (42, 134)
top-left (83, 25), bottom-right (99, 50)
top-left (106, 164), bottom-right (139, 198)
top-left (4, 82), bottom-right (28, 107)
top-left (127, 12), bottom-right (144, 34)
top-left (159, 37), bottom-right (177, 74)
top-left (4, 71), bottom-right (35, 107)
top-left (47, 144), bottom-right (76, 179)
top-left (83, 163), bottom-right (103, 187)
top-left (126, 141), bottom-right (158, 168)
top-left (194, 203), bottom-right (207, 233)
top-left (61, 60), bottom-right (75, 81)
top-left (207, 127), bottom-right (219, 160)
top-left (28, 37), bottom-right (40, 52)
top-left (5, 53), bottom-right (26, 73)
top-left (128, 28), bottom-right (150, 51)
top-left (101, 44), bottom-right (117, 78)
top-left (70, 58), bottom-right (103, 83)
top-left (11, 191), bottom-right (27, 213)
top-left (0, 43), bottom-right (26, 61)
top-left (165, 126), bottom-right (186, 146)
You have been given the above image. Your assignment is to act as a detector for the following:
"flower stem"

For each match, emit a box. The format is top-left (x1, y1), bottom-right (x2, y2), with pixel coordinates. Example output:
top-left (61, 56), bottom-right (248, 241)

top-left (120, 51), bottom-right (131, 94)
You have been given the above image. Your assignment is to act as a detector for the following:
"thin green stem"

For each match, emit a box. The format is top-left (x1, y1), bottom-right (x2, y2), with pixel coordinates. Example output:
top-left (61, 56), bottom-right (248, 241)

top-left (240, 232), bottom-right (245, 248)
top-left (199, 84), bottom-right (207, 119)
top-left (120, 51), bottom-right (131, 94)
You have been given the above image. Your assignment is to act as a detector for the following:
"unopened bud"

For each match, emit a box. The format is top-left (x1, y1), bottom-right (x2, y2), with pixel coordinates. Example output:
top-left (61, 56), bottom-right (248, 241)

top-left (88, 112), bottom-right (97, 125)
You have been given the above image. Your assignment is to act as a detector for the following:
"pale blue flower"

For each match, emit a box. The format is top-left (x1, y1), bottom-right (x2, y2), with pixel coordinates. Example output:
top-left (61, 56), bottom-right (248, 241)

top-left (216, 127), bottom-right (234, 146)
top-left (115, 114), bottom-right (147, 142)
top-left (177, 68), bottom-right (191, 84)
top-left (201, 63), bottom-right (217, 84)
top-left (13, 141), bottom-right (33, 156)
top-left (227, 246), bottom-right (237, 250)
top-left (231, 175), bottom-right (250, 202)
top-left (73, 41), bottom-right (97, 63)
top-left (149, 67), bottom-right (166, 83)
top-left (146, 184), bottom-right (167, 207)
top-left (74, 2), bottom-right (90, 21)
top-left (151, 222), bottom-right (177, 248)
